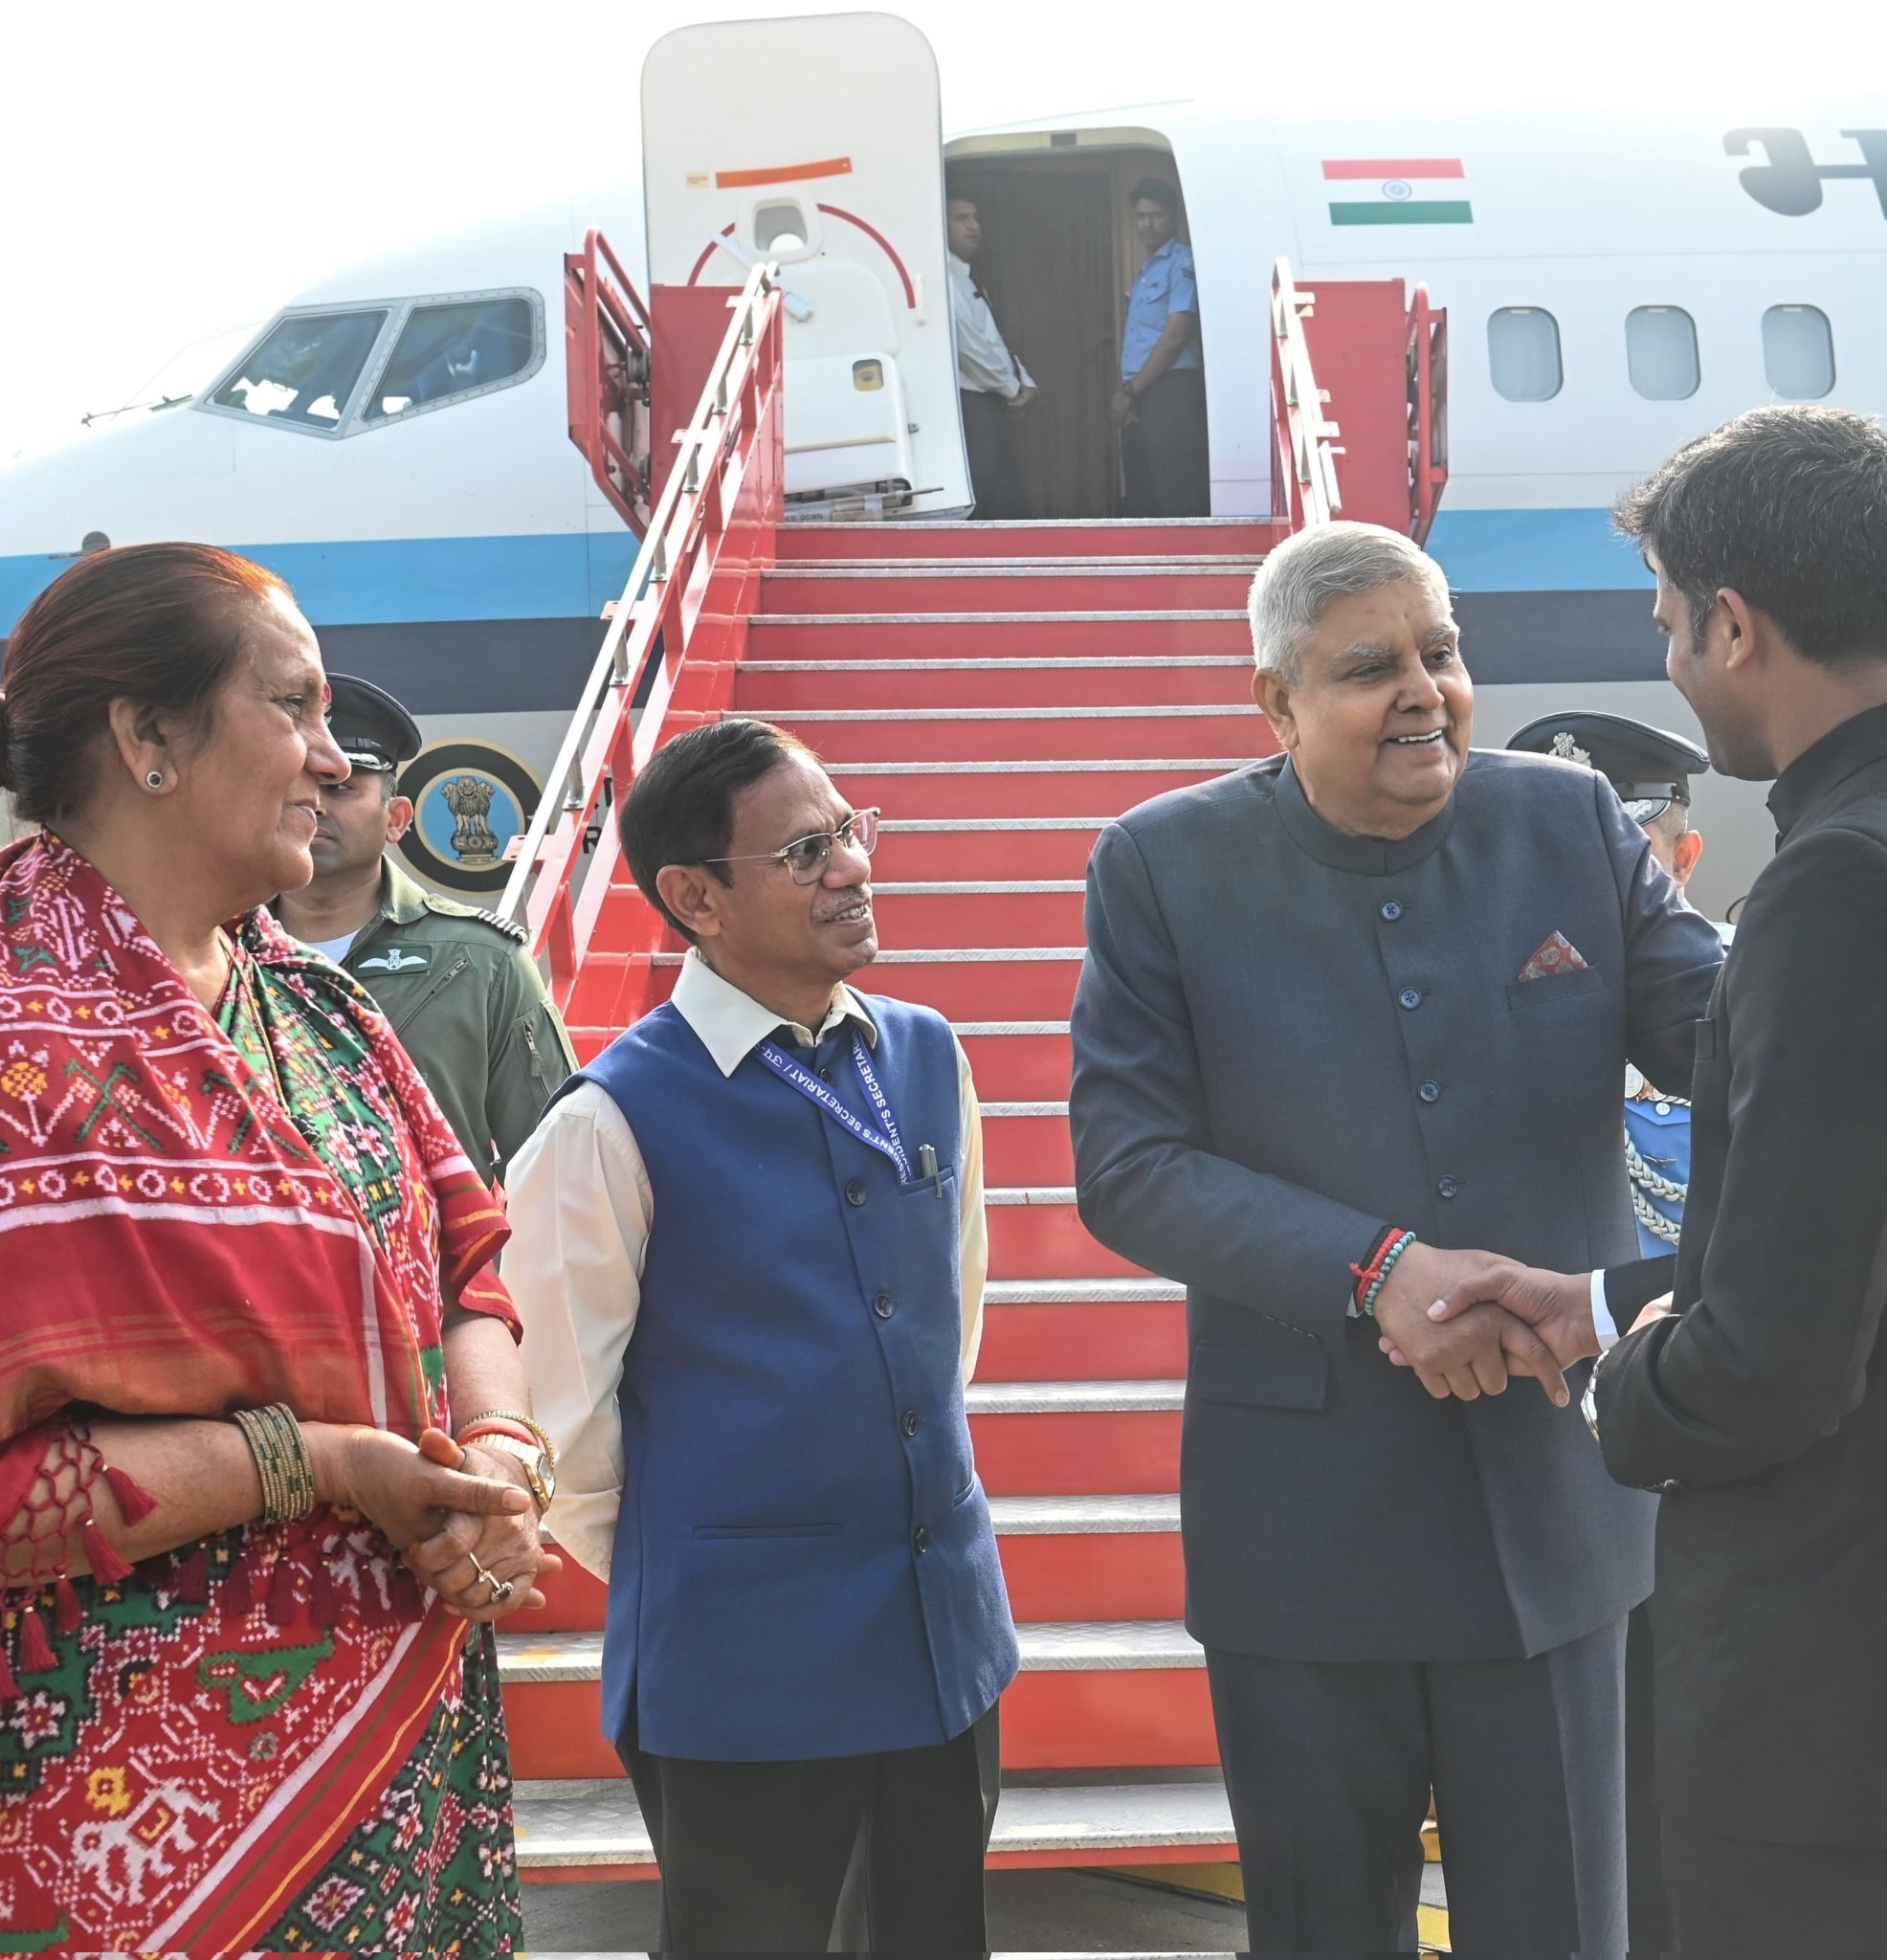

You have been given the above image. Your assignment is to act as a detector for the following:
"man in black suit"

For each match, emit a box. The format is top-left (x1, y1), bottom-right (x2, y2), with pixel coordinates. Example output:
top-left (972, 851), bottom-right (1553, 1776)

top-left (1429, 405), bottom-right (1887, 1952)
top-left (1070, 520), bottom-right (1723, 1953)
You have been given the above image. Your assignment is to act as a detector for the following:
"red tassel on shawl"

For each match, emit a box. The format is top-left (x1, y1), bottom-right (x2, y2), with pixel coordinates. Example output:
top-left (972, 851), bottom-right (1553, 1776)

top-left (80, 1518), bottom-right (133, 1587)
top-left (102, 1462), bottom-right (156, 1526)
top-left (172, 1542), bottom-right (209, 1603)
top-left (17, 1604), bottom-right (55, 1674)
top-left (54, 1576), bottom-right (81, 1635)
top-left (222, 1545), bottom-right (256, 1617)
top-left (389, 1562), bottom-right (424, 1620)
top-left (268, 1553), bottom-right (300, 1627)
top-left (0, 1636), bottom-right (19, 1703)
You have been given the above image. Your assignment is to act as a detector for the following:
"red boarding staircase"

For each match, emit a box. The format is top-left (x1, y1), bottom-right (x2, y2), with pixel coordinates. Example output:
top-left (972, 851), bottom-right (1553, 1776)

top-left (497, 256), bottom-right (1446, 1882)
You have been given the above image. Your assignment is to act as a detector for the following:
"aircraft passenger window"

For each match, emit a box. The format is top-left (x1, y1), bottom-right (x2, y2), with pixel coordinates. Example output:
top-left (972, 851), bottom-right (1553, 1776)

top-left (753, 201), bottom-right (810, 254)
top-left (1763, 304), bottom-right (1834, 399)
top-left (365, 297), bottom-right (538, 422)
top-left (211, 311), bottom-right (388, 426)
top-left (1626, 306), bottom-right (1699, 401)
top-left (1487, 308), bottom-right (1562, 402)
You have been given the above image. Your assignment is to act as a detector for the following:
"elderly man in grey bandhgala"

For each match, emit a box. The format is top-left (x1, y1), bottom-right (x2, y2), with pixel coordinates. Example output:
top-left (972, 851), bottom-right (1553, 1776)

top-left (1069, 521), bottom-right (1724, 1954)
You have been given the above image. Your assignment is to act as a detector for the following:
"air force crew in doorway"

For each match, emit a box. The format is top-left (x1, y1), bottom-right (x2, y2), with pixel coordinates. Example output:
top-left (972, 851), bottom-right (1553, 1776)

top-left (508, 717), bottom-right (1016, 1955)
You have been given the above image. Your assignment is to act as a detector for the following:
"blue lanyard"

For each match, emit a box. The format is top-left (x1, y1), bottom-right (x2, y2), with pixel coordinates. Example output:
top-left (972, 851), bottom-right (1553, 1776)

top-left (757, 1033), bottom-right (916, 1184)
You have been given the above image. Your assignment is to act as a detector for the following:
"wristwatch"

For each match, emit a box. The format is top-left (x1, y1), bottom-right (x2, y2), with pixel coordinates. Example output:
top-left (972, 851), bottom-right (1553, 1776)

top-left (1580, 1348), bottom-right (1609, 1442)
top-left (475, 1433), bottom-right (557, 1514)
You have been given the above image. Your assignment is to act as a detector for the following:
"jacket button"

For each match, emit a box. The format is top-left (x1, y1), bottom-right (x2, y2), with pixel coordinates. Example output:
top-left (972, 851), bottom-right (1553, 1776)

top-left (1398, 988), bottom-right (1422, 1010)
top-left (873, 1292), bottom-right (897, 1319)
top-left (913, 1526), bottom-right (929, 1553)
top-left (1381, 901), bottom-right (1403, 922)
top-left (1418, 1080), bottom-right (1441, 1103)
top-left (818, 1067), bottom-right (834, 1083)
top-left (1438, 1176), bottom-right (1459, 1199)
top-left (845, 1179), bottom-right (867, 1206)
top-left (901, 1410), bottom-right (921, 1437)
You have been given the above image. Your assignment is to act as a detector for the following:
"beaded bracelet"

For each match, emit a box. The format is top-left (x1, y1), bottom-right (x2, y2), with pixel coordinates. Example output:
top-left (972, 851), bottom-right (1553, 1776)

top-left (233, 1404), bottom-right (317, 1524)
top-left (1350, 1229), bottom-right (1418, 1320)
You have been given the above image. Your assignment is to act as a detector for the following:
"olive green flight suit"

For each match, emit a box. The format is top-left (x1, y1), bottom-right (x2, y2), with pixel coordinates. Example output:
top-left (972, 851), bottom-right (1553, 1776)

top-left (298, 858), bottom-right (576, 1186)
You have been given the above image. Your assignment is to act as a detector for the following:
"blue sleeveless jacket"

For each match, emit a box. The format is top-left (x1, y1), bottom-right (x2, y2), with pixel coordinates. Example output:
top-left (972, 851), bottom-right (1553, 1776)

top-left (574, 990), bottom-right (1016, 1760)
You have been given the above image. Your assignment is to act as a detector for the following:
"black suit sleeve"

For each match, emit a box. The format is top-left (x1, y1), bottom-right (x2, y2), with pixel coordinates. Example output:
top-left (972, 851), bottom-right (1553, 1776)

top-left (1598, 772), bottom-right (1725, 1092)
top-left (1603, 1256), bottom-right (1678, 1325)
top-left (1597, 827), bottom-right (1887, 1487)
top-left (1070, 820), bottom-right (1388, 1343)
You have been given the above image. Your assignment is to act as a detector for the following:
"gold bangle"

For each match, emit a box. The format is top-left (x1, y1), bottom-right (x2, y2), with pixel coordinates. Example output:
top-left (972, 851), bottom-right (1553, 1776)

top-left (455, 1408), bottom-right (557, 1470)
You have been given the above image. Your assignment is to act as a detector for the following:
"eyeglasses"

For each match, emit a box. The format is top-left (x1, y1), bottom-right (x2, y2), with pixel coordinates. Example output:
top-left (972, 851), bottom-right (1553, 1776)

top-left (699, 807), bottom-right (880, 884)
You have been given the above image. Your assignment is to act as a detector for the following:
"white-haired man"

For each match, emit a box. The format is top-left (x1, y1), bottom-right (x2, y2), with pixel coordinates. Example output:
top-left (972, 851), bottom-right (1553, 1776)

top-left (1070, 521), bottom-right (1723, 1953)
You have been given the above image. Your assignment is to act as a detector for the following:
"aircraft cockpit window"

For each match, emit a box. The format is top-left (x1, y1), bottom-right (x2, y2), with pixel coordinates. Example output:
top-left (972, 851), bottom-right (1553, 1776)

top-left (1626, 306), bottom-right (1699, 401)
top-left (365, 297), bottom-right (538, 422)
top-left (1487, 308), bottom-right (1562, 402)
top-left (211, 311), bottom-right (388, 426)
top-left (1763, 305), bottom-right (1834, 400)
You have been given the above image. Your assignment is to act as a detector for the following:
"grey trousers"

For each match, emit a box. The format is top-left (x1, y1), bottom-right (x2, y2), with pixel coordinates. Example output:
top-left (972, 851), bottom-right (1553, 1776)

top-left (1207, 1616), bottom-right (1628, 1955)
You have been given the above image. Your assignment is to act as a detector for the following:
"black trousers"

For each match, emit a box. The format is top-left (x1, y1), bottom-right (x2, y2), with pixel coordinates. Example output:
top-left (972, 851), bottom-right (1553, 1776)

top-left (959, 388), bottom-right (1027, 521)
top-left (1626, 1601), bottom-right (1675, 1955)
top-left (1664, 1818), bottom-right (1887, 1954)
top-left (1207, 1617), bottom-right (1628, 1955)
top-left (618, 1706), bottom-right (998, 1954)
top-left (1121, 368), bottom-right (1209, 518)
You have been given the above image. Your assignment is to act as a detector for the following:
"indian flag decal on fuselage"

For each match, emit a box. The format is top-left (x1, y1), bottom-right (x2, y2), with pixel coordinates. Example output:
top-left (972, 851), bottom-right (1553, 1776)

top-left (1323, 158), bottom-right (1472, 226)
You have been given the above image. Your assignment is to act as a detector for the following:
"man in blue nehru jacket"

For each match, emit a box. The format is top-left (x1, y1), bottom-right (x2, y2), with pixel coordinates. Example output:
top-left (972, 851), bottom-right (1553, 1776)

top-left (509, 717), bottom-right (1016, 1954)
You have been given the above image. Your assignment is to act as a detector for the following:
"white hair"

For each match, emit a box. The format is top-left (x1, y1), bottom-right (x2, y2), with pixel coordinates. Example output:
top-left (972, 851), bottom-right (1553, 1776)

top-left (1247, 521), bottom-right (1452, 682)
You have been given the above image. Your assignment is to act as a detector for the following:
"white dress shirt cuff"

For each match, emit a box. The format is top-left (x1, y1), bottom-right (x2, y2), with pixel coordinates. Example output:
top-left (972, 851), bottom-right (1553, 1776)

top-left (1590, 1268), bottom-right (1621, 1350)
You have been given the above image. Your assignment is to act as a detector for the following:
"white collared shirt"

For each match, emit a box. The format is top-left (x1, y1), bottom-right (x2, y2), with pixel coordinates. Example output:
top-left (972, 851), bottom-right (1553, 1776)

top-left (948, 252), bottom-right (1034, 400)
top-left (508, 950), bottom-right (989, 1581)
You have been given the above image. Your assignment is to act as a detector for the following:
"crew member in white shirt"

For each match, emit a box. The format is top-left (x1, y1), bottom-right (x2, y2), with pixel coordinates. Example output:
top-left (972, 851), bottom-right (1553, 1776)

top-left (947, 189), bottom-right (1034, 520)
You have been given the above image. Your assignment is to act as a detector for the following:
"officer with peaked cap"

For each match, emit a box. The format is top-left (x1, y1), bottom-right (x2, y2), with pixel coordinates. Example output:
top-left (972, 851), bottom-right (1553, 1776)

top-left (272, 673), bottom-right (576, 1185)
top-left (1507, 707), bottom-right (1719, 1960)
top-left (1508, 710), bottom-right (1720, 1256)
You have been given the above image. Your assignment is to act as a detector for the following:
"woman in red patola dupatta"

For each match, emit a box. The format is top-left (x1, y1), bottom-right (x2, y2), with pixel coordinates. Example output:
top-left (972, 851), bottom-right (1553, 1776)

top-left (0, 545), bottom-right (556, 1952)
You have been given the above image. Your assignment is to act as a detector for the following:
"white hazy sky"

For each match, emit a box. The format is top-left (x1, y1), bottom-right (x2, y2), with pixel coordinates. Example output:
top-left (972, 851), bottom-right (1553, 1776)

top-left (0, 0), bottom-right (1858, 459)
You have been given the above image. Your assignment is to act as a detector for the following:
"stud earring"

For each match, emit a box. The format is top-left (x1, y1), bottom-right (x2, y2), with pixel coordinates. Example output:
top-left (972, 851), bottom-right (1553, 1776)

top-left (145, 770), bottom-right (165, 790)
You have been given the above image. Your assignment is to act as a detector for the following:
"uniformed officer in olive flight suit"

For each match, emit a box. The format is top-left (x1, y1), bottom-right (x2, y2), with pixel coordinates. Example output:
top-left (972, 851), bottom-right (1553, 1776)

top-left (272, 674), bottom-right (576, 1185)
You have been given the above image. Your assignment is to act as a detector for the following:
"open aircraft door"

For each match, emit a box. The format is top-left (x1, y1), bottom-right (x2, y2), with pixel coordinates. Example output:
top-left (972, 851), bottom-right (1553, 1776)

top-left (641, 11), bottom-right (969, 518)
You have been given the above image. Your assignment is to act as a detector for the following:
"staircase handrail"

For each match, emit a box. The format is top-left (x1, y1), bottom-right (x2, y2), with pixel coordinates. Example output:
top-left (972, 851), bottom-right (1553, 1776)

top-left (1407, 282), bottom-right (1450, 545)
top-left (1270, 260), bottom-right (1343, 531)
top-left (566, 226), bottom-right (656, 534)
top-left (500, 263), bottom-right (784, 995)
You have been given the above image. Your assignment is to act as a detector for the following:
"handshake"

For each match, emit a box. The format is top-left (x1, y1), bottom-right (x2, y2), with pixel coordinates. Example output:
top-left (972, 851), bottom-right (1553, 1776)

top-left (1368, 1243), bottom-right (1608, 1409)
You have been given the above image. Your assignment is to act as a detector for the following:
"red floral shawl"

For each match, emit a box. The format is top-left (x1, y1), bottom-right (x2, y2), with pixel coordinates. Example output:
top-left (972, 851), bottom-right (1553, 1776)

top-left (0, 834), bottom-right (517, 1446)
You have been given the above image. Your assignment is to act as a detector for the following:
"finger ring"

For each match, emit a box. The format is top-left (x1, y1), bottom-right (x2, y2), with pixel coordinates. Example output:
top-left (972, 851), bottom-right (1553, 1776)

top-left (490, 1577), bottom-right (516, 1604)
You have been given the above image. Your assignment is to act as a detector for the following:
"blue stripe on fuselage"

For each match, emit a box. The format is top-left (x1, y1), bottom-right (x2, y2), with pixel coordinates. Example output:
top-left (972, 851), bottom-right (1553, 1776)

top-left (0, 508), bottom-right (1647, 638)
top-left (1426, 507), bottom-right (1654, 593)
top-left (0, 530), bottom-right (644, 636)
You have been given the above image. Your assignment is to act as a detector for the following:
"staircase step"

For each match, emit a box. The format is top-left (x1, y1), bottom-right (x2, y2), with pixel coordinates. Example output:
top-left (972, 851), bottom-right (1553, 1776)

top-left (829, 759), bottom-right (1248, 821)
top-left (982, 1278), bottom-right (1188, 1383)
top-left (968, 1379), bottom-right (1184, 1496)
top-left (499, 1618), bottom-right (1211, 1776)
top-left (987, 1187), bottom-right (1147, 1282)
top-left (737, 656), bottom-right (1254, 710)
top-left (982, 1098), bottom-right (1076, 1182)
top-left (877, 822), bottom-right (1103, 882)
top-left (872, 882), bottom-right (1086, 947)
top-left (953, 1021), bottom-right (1073, 1101)
top-left (511, 1771), bottom-right (1236, 1874)
top-left (773, 703), bottom-right (1267, 765)
top-left (761, 567), bottom-right (1254, 612)
top-left (773, 516), bottom-right (1283, 559)
top-left (506, 1489), bottom-right (1184, 1640)
top-left (750, 612), bottom-right (1250, 660)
